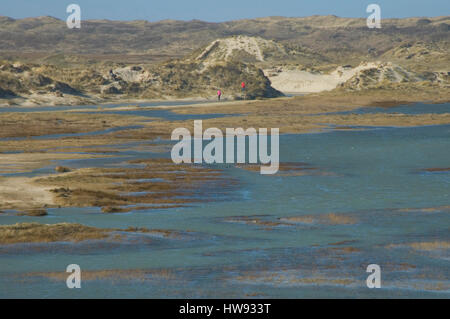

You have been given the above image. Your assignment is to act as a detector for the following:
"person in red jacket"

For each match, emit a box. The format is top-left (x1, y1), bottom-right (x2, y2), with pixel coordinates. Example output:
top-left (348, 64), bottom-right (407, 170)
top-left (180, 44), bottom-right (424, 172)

top-left (241, 82), bottom-right (246, 99)
top-left (217, 89), bottom-right (222, 101)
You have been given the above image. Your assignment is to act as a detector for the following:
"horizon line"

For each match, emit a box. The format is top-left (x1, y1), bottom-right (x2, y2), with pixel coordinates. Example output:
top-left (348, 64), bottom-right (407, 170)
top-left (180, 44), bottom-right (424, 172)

top-left (1, 14), bottom-right (449, 24)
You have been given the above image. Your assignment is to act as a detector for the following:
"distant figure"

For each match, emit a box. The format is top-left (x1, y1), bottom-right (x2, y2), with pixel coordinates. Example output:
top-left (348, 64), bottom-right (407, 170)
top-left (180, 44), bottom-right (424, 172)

top-left (217, 90), bottom-right (222, 101)
top-left (241, 82), bottom-right (247, 100)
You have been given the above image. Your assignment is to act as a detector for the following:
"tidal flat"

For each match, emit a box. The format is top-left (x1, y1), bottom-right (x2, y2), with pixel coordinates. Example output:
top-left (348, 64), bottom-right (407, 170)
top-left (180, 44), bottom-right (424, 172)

top-left (0, 90), bottom-right (449, 298)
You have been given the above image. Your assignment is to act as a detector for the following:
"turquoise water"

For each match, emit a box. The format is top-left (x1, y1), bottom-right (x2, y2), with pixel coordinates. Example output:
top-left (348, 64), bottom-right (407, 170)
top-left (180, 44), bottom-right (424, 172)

top-left (0, 103), bottom-right (449, 298)
top-left (319, 102), bottom-right (450, 115)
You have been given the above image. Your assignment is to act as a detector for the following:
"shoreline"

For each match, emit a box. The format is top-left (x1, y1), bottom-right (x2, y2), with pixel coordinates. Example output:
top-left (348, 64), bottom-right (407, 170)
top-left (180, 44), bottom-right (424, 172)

top-left (1, 94), bottom-right (448, 111)
top-left (0, 95), bottom-right (214, 109)
top-left (1, 83), bottom-right (449, 111)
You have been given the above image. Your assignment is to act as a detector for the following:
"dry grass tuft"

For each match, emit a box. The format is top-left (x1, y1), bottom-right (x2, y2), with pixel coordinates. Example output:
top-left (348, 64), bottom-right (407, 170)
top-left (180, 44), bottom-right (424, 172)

top-left (330, 246), bottom-right (361, 253)
top-left (422, 168), bottom-right (450, 172)
top-left (0, 223), bottom-right (109, 244)
top-left (101, 206), bottom-right (124, 214)
top-left (235, 271), bottom-right (355, 287)
top-left (0, 222), bottom-right (188, 245)
top-left (55, 166), bottom-right (71, 173)
top-left (280, 213), bottom-right (357, 225)
top-left (409, 241), bottom-right (450, 251)
top-left (27, 268), bottom-right (176, 282)
top-left (324, 213), bottom-right (357, 225)
top-left (387, 241), bottom-right (450, 251)
top-left (18, 209), bottom-right (48, 217)
top-left (279, 216), bottom-right (316, 224)
top-left (235, 162), bottom-right (330, 177)
top-left (35, 158), bottom-right (239, 211)
top-left (224, 216), bottom-right (290, 230)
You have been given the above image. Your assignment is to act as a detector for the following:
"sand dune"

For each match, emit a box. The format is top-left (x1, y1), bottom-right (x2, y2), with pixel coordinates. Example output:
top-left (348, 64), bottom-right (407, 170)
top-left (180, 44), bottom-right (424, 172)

top-left (264, 62), bottom-right (422, 93)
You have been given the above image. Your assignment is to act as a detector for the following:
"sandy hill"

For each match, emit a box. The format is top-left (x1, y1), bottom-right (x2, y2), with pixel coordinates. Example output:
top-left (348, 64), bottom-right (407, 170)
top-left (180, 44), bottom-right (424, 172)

top-left (381, 41), bottom-right (450, 72)
top-left (194, 36), bottom-right (288, 63)
top-left (1, 15), bottom-right (448, 68)
top-left (0, 44), bottom-right (283, 106)
top-left (0, 15), bottom-right (448, 105)
top-left (265, 61), bottom-right (448, 93)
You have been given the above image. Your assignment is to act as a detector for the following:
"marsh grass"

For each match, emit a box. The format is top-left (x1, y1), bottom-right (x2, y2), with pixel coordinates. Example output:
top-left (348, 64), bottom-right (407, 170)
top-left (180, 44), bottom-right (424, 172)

top-left (329, 246), bottom-right (361, 253)
top-left (280, 213), bottom-right (357, 225)
top-left (0, 111), bottom-right (147, 139)
top-left (27, 268), bottom-right (176, 282)
top-left (422, 167), bottom-right (450, 172)
top-left (225, 212), bottom-right (357, 230)
top-left (0, 223), bottom-right (109, 244)
top-left (236, 162), bottom-right (324, 177)
top-left (396, 205), bottom-right (450, 213)
top-left (409, 241), bottom-right (450, 251)
top-left (54, 166), bottom-right (71, 173)
top-left (224, 216), bottom-right (291, 230)
top-left (17, 209), bottom-right (48, 217)
top-left (0, 222), bottom-right (186, 244)
top-left (36, 158), bottom-right (238, 211)
top-left (235, 271), bottom-right (356, 287)
top-left (387, 241), bottom-right (450, 251)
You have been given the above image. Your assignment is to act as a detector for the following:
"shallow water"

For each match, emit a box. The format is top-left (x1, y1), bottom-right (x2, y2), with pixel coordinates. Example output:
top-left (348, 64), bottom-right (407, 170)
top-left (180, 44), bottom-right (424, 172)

top-left (0, 102), bottom-right (449, 298)
top-left (322, 102), bottom-right (450, 116)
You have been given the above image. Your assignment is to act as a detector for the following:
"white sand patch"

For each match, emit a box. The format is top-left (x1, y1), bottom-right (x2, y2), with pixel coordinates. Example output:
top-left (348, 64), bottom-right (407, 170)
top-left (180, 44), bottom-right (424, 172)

top-left (111, 66), bottom-right (152, 83)
top-left (265, 62), bottom-right (419, 93)
top-left (264, 62), bottom-right (378, 93)
top-left (0, 177), bottom-right (54, 210)
top-left (0, 92), bottom-right (93, 107)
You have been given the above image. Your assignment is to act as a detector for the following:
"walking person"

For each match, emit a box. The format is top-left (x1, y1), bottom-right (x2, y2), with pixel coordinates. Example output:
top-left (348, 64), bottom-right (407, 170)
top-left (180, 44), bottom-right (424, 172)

top-left (217, 89), bottom-right (222, 101)
top-left (241, 82), bottom-right (246, 99)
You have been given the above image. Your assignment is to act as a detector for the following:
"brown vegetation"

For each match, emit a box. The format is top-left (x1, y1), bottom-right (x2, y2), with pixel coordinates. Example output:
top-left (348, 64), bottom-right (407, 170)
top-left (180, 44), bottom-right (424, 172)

top-left (54, 166), bottom-right (71, 173)
top-left (422, 167), bottom-right (450, 172)
top-left (26, 268), bottom-right (176, 282)
top-left (224, 216), bottom-right (291, 230)
top-left (0, 111), bottom-right (148, 139)
top-left (387, 241), bottom-right (450, 251)
top-left (1, 16), bottom-right (448, 69)
top-left (18, 209), bottom-right (48, 217)
top-left (236, 162), bottom-right (324, 177)
top-left (0, 223), bottom-right (110, 244)
top-left (0, 222), bottom-right (186, 245)
top-left (33, 158), bottom-right (238, 211)
top-left (280, 213), bottom-right (358, 225)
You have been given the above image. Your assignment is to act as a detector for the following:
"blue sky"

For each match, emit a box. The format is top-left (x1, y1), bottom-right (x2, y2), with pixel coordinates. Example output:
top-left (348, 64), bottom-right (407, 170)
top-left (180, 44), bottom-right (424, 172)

top-left (1, 0), bottom-right (449, 21)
